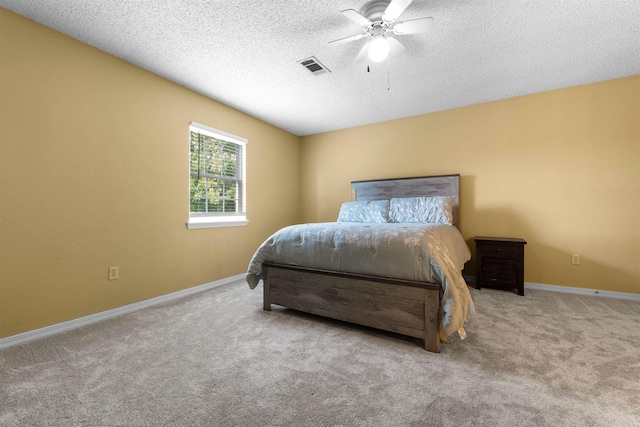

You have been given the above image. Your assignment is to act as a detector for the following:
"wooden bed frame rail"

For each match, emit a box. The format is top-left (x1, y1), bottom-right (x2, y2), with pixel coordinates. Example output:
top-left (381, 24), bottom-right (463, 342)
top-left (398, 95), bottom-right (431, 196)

top-left (263, 263), bottom-right (441, 353)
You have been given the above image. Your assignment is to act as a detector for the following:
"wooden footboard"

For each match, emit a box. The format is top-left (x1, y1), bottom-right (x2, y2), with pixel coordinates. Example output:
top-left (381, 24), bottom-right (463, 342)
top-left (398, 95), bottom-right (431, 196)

top-left (262, 263), bottom-right (441, 353)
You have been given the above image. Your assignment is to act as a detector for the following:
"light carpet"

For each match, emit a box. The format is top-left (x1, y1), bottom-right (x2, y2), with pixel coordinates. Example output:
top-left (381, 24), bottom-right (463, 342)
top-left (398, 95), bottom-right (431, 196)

top-left (1, 281), bottom-right (639, 426)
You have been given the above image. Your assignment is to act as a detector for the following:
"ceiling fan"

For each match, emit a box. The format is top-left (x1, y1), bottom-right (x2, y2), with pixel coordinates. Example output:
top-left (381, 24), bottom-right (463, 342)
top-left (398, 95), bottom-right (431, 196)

top-left (329, 0), bottom-right (433, 63)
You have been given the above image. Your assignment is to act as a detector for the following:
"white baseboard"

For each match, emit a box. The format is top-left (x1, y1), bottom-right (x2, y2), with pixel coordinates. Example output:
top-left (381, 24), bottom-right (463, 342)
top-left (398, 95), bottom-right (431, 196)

top-left (524, 282), bottom-right (640, 301)
top-left (464, 275), bottom-right (640, 302)
top-left (0, 274), bottom-right (245, 351)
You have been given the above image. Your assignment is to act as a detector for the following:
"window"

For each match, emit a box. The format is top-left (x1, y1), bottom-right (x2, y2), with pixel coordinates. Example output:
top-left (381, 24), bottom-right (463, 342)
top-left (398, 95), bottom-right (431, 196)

top-left (187, 122), bottom-right (247, 229)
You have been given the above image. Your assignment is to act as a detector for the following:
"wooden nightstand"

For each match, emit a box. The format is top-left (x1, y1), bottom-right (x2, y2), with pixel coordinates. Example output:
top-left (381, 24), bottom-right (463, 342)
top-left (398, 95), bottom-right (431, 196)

top-left (474, 236), bottom-right (527, 296)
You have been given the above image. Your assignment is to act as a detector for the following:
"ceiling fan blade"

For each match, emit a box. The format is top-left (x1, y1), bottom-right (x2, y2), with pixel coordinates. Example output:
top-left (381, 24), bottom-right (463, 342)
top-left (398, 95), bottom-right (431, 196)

top-left (392, 17), bottom-right (433, 35)
top-left (354, 42), bottom-right (370, 63)
top-left (382, 0), bottom-right (413, 23)
top-left (341, 9), bottom-right (372, 28)
top-left (387, 37), bottom-right (407, 57)
top-left (329, 33), bottom-right (367, 45)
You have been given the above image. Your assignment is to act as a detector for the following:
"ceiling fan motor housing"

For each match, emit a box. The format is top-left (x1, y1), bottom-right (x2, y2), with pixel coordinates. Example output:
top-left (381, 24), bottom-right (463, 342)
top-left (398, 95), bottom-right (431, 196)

top-left (363, 1), bottom-right (392, 23)
top-left (364, 1), bottom-right (393, 38)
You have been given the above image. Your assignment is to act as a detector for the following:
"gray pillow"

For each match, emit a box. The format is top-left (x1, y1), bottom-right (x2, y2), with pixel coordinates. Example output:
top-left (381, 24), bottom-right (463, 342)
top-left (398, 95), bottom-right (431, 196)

top-left (389, 196), bottom-right (454, 225)
top-left (337, 200), bottom-right (390, 223)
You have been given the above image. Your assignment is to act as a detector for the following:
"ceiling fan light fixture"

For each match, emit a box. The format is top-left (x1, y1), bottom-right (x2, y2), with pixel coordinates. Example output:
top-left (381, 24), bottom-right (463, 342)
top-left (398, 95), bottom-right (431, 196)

top-left (368, 36), bottom-right (389, 62)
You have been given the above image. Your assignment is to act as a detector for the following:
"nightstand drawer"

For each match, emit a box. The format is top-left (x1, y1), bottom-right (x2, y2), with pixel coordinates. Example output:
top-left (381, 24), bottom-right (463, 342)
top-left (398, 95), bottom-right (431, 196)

top-left (482, 259), bottom-right (518, 285)
top-left (478, 244), bottom-right (517, 259)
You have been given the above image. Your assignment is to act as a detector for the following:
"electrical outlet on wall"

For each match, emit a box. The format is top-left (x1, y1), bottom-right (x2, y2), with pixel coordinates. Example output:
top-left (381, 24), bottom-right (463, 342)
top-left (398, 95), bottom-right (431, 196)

top-left (571, 254), bottom-right (580, 265)
top-left (108, 266), bottom-right (119, 280)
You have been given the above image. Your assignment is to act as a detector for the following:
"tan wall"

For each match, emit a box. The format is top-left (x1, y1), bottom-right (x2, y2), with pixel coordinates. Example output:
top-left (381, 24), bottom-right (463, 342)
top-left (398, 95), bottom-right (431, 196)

top-left (300, 75), bottom-right (640, 295)
top-left (0, 8), bottom-right (301, 338)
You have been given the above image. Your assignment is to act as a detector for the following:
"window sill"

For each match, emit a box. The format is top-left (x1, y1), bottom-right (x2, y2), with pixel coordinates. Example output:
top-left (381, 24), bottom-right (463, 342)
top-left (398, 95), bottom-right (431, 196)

top-left (186, 216), bottom-right (249, 229)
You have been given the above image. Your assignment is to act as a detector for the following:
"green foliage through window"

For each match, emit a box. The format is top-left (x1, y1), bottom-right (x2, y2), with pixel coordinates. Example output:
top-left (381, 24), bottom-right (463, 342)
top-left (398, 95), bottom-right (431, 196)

top-left (189, 127), bottom-right (244, 215)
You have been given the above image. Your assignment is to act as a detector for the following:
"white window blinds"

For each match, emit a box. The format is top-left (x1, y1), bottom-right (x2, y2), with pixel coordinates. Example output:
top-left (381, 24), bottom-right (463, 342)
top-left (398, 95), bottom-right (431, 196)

top-left (188, 122), bottom-right (247, 220)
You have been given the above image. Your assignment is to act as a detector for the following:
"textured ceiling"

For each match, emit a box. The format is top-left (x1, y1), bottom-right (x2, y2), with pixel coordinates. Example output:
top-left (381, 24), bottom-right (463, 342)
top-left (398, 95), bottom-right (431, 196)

top-left (1, 0), bottom-right (639, 136)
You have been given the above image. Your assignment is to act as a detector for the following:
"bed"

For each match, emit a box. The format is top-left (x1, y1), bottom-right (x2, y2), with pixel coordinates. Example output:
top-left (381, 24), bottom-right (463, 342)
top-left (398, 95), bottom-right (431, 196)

top-left (246, 174), bottom-right (474, 353)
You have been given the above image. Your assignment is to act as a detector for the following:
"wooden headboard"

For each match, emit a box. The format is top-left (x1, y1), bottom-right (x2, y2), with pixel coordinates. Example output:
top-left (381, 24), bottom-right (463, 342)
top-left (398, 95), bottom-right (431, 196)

top-left (351, 174), bottom-right (460, 228)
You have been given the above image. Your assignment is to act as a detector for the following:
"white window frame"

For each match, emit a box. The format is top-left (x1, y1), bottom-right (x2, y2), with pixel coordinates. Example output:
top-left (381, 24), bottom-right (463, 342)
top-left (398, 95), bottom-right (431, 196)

top-left (186, 121), bottom-right (248, 229)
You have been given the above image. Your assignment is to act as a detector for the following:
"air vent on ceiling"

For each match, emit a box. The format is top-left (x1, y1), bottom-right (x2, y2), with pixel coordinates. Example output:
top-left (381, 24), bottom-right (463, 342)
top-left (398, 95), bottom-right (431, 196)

top-left (298, 56), bottom-right (331, 75)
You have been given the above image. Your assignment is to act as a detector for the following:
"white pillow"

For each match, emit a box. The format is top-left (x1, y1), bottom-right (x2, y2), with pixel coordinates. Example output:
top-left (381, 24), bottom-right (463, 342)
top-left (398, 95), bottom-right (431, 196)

top-left (337, 200), bottom-right (389, 223)
top-left (388, 196), bottom-right (454, 225)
